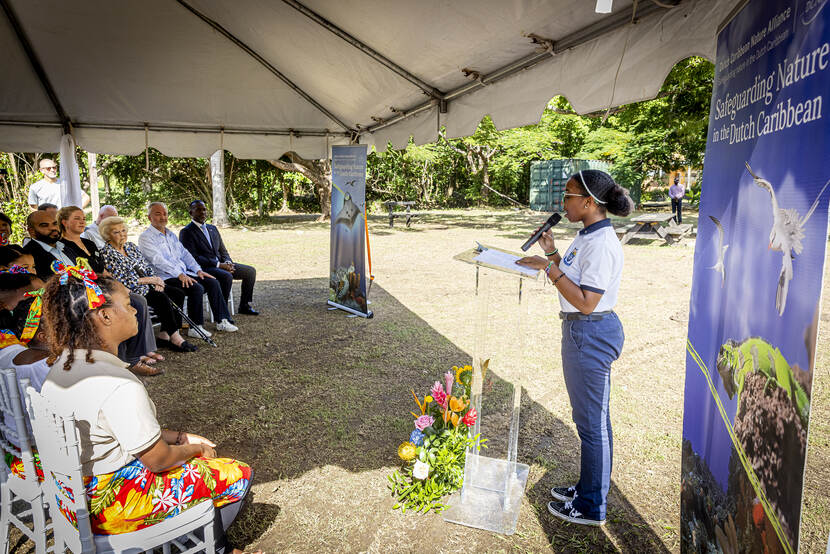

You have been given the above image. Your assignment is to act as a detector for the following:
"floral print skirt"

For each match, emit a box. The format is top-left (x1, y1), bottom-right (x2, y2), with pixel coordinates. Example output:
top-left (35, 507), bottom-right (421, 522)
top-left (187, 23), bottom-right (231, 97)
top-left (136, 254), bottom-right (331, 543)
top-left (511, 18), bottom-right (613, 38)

top-left (6, 454), bottom-right (251, 535)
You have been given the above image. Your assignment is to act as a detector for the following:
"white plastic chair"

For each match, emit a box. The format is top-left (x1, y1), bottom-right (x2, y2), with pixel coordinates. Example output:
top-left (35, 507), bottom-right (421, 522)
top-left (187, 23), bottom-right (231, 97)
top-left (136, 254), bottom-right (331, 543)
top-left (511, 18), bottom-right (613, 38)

top-left (24, 386), bottom-right (217, 554)
top-left (0, 369), bottom-right (48, 553)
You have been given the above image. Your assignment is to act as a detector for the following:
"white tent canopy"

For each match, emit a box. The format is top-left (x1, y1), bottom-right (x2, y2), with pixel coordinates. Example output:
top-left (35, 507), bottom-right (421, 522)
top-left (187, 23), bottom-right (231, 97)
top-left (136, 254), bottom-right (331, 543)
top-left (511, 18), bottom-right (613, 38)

top-left (0, 0), bottom-right (737, 160)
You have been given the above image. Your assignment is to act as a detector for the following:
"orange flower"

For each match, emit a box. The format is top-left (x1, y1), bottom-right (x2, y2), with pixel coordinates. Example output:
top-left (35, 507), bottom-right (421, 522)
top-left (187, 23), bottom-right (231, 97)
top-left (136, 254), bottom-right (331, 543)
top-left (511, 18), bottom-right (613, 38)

top-left (449, 396), bottom-right (468, 412)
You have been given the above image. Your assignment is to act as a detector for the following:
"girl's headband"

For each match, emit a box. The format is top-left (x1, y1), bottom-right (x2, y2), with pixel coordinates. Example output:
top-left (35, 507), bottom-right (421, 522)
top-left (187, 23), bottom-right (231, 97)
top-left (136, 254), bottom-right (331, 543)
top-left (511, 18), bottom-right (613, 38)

top-left (578, 170), bottom-right (607, 205)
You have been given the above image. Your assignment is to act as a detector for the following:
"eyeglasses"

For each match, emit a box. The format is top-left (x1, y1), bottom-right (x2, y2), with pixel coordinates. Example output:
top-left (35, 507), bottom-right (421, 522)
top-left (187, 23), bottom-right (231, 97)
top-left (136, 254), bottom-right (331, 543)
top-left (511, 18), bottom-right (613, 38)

top-left (562, 192), bottom-right (589, 199)
top-left (41, 166), bottom-right (58, 171)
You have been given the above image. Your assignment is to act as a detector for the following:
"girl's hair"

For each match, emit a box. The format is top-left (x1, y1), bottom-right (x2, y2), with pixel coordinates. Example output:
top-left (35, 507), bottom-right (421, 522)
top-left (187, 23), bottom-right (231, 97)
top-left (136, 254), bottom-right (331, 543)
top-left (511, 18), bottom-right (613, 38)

top-left (0, 271), bottom-right (35, 291)
top-left (0, 245), bottom-right (24, 267)
top-left (42, 273), bottom-right (121, 371)
top-left (0, 213), bottom-right (12, 228)
top-left (56, 205), bottom-right (83, 234)
top-left (572, 170), bottom-right (634, 217)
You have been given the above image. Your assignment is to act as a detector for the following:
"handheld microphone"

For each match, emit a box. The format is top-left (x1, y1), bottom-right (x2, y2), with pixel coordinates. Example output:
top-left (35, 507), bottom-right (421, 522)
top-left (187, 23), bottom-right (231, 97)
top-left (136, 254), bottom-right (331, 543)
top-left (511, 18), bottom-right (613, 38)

top-left (521, 213), bottom-right (562, 251)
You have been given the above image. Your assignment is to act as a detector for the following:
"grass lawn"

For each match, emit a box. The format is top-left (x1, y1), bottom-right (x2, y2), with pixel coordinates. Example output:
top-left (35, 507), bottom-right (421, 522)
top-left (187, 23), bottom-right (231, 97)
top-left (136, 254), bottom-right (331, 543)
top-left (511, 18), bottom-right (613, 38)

top-left (9, 208), bottom-right (829, 553)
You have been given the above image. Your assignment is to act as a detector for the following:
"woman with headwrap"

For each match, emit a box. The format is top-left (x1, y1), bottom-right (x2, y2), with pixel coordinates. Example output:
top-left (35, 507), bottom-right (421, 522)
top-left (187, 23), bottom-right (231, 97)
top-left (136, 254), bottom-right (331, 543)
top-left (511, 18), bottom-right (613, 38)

top-left (38, 268), bottom-right (254, 551)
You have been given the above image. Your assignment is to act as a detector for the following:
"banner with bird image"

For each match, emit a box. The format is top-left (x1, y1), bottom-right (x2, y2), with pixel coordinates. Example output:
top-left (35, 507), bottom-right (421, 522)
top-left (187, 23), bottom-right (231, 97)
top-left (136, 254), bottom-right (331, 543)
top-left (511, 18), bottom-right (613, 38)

top-left (329, 145), bottom-right (371, 317)
top-left (680, 2), bottom-right (829, 553)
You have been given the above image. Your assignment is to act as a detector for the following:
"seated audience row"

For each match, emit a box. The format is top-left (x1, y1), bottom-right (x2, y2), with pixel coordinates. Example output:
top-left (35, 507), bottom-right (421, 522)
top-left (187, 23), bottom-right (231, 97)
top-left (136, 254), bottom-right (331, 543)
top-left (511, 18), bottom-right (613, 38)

top-left (0, 264), bottom-right (254, 552)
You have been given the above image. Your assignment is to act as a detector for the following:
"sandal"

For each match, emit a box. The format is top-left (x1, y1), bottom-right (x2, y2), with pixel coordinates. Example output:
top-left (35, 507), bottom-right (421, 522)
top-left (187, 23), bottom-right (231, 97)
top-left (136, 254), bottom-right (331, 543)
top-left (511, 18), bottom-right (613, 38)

top-left (155, 338), bottom-right (172, 348)
top-left (129, 362), bottom-right (164, 377)
top-left (147, 351), bottom-right (165, 362)
top-left (140, 356), bottom-right (157, 365)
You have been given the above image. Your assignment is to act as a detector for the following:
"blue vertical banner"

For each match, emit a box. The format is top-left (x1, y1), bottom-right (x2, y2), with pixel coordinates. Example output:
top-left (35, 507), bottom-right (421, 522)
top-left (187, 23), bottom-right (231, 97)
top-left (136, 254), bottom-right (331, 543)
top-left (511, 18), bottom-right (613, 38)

top-left (681, 2), bottom-right (829, 553)
top-left (329, 145), bottom-right (372, 317)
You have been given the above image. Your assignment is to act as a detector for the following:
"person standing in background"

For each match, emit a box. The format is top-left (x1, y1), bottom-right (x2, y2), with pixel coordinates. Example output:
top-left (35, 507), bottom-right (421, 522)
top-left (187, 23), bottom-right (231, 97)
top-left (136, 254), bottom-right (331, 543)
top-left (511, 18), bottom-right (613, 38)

top-left (669, 176), bottom-right (686, 224)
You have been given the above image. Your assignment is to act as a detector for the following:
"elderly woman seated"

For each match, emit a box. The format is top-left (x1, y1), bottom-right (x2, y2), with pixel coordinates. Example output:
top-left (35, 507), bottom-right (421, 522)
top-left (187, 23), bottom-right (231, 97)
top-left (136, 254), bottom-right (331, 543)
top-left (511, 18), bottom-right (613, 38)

top-left (39, 269), bottom-right (253, 551)
top-left (98, 216), bottom-right (196, 352)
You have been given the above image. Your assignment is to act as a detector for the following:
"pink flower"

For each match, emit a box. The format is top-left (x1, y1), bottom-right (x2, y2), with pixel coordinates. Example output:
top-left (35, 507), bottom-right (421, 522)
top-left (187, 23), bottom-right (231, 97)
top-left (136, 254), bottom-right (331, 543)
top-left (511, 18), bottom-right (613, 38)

top-left (444, 371), bottom-right (454, 397)
top-left (414, 415), bottom-right (435, 431)
top-left (462, 408), bottom-right (477, 427)
top-left (430, 382), bottom-right (447, 408)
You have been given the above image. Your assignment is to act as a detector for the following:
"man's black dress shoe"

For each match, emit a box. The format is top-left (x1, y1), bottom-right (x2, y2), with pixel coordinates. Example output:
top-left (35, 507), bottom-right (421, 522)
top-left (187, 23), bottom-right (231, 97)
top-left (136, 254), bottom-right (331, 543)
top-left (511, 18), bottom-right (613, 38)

top-left (238, 305), bottom-right (259, 315)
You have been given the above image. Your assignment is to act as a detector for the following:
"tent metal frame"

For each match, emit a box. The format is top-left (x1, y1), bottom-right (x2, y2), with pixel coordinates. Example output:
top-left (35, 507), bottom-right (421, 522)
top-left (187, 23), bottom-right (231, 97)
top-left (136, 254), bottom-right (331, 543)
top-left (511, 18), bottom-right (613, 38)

top-left (0, 0), bottom-right (682, 144)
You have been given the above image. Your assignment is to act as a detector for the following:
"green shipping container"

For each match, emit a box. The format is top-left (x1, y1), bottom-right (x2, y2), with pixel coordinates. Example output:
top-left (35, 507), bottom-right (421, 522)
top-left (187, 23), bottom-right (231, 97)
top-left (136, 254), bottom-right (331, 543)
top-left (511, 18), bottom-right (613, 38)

top-left (529, 159), bottom-right (612, 212)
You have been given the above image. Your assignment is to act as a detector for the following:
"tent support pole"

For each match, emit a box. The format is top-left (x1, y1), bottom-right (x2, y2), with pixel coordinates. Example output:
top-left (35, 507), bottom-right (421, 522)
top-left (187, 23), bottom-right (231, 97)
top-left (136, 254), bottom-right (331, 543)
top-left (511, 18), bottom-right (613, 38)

top-left (175, 0), bottom-right (355, 134)
top-left (0, 0), bottom-right (72, 134)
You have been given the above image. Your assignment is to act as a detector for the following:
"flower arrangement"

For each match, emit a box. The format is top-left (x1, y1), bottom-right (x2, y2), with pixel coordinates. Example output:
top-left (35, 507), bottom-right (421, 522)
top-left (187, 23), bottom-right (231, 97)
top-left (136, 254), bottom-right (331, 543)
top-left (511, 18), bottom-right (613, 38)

top-left (388, 364), bottom-right (485, 513)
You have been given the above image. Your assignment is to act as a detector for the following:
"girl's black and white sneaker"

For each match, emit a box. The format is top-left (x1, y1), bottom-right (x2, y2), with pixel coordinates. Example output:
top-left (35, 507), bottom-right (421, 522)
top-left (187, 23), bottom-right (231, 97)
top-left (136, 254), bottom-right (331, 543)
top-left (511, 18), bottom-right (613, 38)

top-left (547, 501), bottom-right (605, 526)
top-left (550, 485), bottom-right (577, 502)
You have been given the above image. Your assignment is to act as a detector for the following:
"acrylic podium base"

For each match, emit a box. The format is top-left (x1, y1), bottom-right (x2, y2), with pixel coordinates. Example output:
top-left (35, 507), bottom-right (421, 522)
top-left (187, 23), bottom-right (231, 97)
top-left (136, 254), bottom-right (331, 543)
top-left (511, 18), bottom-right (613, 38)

top-left (443, 453), bottom-right (530, 535)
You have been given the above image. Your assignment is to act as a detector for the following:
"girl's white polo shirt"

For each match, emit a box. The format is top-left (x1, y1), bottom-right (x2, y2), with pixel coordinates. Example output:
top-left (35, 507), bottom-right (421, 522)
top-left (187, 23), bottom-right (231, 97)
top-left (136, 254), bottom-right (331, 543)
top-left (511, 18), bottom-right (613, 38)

top-left (557, 218), bottom-right (623, 313)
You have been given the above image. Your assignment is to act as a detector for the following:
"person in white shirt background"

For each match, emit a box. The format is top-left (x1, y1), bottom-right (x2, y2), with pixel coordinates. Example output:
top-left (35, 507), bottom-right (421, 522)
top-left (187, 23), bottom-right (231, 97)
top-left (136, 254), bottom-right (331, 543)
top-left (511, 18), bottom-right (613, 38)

top-left (27, 158), bottom-right (91, 211)
top-left (517, 169), bottom-right (633, 527)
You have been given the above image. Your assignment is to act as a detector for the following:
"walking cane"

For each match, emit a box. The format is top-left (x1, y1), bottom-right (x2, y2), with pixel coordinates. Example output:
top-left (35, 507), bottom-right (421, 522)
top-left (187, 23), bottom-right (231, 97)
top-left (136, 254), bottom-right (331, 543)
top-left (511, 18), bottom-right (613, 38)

top-left (169, 300), bottom-right (218, 347)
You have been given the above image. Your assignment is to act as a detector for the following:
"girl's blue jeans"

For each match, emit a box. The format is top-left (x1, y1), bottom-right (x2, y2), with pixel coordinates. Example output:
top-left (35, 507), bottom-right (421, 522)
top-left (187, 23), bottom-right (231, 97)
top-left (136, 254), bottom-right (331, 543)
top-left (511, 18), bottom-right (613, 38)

top-left (561, 312), bottom-right (624, 520)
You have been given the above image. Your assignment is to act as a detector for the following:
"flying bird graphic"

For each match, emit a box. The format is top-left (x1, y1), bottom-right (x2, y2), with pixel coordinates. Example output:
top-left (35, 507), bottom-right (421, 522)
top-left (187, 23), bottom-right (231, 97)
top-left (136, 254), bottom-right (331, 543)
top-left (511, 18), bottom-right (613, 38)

top-left (708, 215), bottom-right (728, 287)
top-left (746, 162), bottom-right (830, 315)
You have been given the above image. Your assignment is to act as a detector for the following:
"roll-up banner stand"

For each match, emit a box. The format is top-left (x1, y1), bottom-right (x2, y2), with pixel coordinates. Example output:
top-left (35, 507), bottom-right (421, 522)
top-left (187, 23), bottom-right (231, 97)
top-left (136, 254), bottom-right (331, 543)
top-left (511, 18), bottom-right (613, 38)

top-left (680, 2), bottom-right (829, 553)
top-left (328, 145), bottom-right (372, 318)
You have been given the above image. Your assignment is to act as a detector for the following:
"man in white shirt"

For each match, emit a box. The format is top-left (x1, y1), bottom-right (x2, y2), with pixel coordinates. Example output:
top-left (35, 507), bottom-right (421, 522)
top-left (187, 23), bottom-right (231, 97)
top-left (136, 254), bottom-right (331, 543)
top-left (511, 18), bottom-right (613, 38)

top-left (28, 159), bottom-right (62, 209)
top-left (138, 202), bottom-right (238, 336)
top-left (27, 158), bottom-right (90, 210)
top-left (83, 205), bottom-right (118, 248)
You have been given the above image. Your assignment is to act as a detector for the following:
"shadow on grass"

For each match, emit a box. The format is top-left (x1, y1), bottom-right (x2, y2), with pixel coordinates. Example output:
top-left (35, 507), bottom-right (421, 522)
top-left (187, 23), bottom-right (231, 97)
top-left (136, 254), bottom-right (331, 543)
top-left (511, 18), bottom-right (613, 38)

top-left (144, 278), bottom-right (668, 551)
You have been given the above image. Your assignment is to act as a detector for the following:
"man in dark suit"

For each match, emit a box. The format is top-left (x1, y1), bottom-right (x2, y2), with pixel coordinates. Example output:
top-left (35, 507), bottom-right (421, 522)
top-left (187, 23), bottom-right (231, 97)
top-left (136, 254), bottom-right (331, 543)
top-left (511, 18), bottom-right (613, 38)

top-left (179, 200), bottom-right (258, 315)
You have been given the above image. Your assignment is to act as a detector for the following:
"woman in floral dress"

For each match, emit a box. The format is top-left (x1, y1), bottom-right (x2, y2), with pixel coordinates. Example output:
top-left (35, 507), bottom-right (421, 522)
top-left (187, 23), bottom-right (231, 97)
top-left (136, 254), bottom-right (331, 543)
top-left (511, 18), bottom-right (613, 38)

top-left (39, 267), bottom-right (253, 551)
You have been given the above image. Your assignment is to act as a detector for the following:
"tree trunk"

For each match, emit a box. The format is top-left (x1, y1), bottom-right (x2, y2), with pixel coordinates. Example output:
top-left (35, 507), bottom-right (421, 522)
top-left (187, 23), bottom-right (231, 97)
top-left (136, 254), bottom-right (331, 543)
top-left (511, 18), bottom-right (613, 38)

top-left (256, 163), bottom-right (265, 217)
top-left (480, 159), bottom-right (490, 202)
top-left (279, 176), bottom-right (290, 213)
top-left (87, 152), bottom-right (100, 216)
top-left (210, 150), bottom-right (230, 227)
top-left (7, 154), bottom-right (20, 203)
top-left (102, 174), bottom-right (111, 203)
top-left (268, 152), bottom-right (332, 221)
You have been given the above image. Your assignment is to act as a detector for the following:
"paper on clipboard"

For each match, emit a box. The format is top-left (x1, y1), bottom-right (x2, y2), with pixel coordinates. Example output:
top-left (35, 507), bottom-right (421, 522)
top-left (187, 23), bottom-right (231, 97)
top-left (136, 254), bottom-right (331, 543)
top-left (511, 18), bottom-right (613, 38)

top-left (473, 248), bottom-right (539, 277)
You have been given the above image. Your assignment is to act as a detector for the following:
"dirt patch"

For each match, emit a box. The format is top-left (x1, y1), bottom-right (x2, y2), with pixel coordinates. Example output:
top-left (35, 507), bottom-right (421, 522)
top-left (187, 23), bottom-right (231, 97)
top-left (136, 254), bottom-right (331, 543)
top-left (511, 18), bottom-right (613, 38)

top-left (9, 209), bottom-right (830, 553)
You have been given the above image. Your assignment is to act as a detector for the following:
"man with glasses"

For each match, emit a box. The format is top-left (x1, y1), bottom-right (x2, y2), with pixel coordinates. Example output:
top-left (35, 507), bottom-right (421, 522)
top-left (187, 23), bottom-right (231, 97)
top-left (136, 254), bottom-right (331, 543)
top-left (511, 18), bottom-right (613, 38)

top-left (27, 158), bottom-right (89, 210)
top-left (28, 159), bottom-right (62, 209)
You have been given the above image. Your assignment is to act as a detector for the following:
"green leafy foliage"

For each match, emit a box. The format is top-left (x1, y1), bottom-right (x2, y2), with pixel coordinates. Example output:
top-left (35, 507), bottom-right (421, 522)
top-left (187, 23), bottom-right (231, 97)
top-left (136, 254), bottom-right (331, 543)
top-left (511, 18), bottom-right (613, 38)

top-left (389, 428), bottom-right (482, 513)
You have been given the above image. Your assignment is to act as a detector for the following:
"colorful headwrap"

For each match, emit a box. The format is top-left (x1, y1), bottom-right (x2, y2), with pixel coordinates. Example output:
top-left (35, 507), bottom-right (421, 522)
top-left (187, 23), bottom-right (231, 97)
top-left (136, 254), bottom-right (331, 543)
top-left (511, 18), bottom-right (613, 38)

top-left (1, 265), bottom-right (29, 274)
top-left (50, 260), bottom-right (106, 309)
top-left (0, 329), bottom-right (23, 349)
top-left (20, 288), bottom-right (44, 342)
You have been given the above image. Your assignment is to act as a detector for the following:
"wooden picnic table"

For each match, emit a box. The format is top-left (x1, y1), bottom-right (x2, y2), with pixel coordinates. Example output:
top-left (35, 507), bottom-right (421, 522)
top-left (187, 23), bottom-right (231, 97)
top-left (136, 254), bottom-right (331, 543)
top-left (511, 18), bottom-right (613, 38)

top-left (385, 201), bottom-right (421, 227)
top-left (617, 213), bottom-right (692, 245)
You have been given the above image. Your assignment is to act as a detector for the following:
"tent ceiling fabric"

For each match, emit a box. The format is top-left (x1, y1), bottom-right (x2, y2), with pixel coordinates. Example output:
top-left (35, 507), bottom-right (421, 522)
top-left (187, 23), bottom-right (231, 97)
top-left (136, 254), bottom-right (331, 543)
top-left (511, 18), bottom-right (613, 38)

top-left (0, 0), bottom-right (736, 159)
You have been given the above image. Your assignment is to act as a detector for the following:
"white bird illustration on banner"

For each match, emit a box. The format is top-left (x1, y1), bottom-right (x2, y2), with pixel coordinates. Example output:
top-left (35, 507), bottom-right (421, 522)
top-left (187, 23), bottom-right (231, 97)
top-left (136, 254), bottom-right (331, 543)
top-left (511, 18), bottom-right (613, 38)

top-left (708, 215), bottom-right (728, 287)
top-left (746, 162), bottom-right (830, 316)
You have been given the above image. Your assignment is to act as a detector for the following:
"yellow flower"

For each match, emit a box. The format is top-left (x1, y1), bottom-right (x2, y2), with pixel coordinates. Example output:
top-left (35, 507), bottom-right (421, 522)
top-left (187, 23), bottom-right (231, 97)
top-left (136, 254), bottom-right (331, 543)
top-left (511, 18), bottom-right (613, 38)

top-left (206, 458), bottom-right (244, 484)
top-left (424, 396), bottom-right (433, 404)
top-left (398, 442), bottom-right (417, 461)
top-left (450, 413), bottom-right (459, 427)
top-left (455, 365), bottom-right (472, 385)
top-left (449, 396), bottom-right (468, 413)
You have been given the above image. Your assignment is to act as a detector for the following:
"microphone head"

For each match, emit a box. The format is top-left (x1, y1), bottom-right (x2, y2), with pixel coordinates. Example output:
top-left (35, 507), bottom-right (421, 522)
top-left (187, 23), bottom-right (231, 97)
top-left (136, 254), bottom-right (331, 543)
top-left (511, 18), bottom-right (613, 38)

top-left (548, 213), bottom-right (562, 226)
